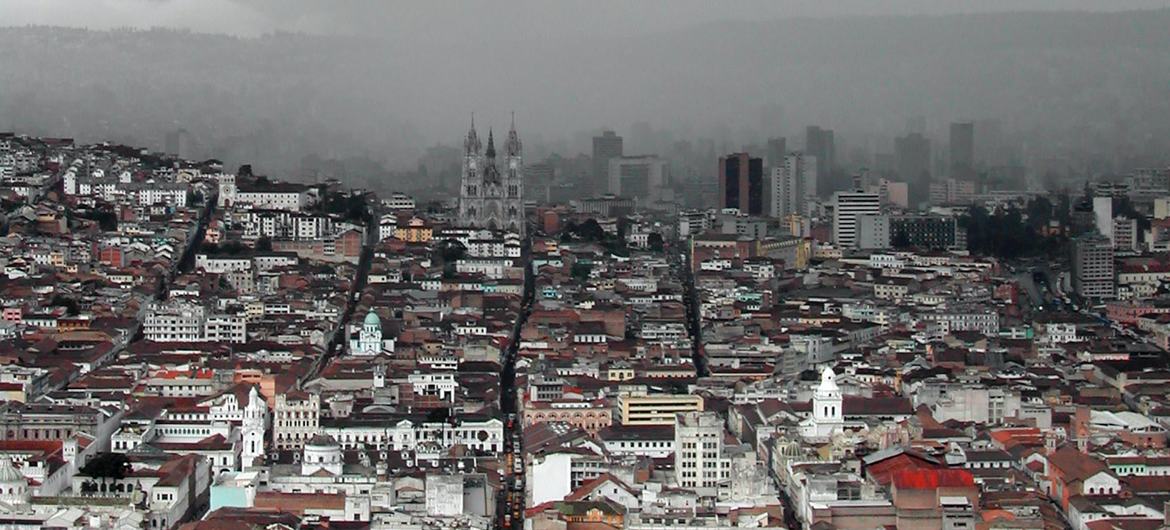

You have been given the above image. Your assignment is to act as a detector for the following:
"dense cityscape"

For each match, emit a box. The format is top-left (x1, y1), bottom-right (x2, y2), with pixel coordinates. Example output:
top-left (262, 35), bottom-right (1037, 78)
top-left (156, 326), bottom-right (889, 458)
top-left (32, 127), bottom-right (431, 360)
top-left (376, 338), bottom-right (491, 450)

top-left (5, 2), bottom-right (1170, 530)
top-left (2, 104), bottom-right (1170, 529)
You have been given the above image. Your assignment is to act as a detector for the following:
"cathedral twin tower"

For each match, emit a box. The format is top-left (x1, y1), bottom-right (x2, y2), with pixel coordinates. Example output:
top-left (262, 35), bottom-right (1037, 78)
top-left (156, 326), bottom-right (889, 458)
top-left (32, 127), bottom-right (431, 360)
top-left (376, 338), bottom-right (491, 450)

top-left (457, 116), bottom-right (525, 236)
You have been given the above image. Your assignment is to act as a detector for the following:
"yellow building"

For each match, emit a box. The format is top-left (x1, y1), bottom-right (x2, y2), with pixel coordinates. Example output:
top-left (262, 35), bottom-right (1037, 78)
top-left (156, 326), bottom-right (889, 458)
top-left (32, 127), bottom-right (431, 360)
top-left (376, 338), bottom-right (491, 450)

top-left (618, 393), bottom-right (704, 425)
top-left (394, 217), bottom-right (433, 243)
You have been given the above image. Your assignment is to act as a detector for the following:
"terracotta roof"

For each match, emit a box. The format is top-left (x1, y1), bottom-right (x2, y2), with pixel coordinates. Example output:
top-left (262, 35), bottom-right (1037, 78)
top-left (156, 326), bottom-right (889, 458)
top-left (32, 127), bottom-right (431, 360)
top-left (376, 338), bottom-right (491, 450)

top-left (1048, 446), bottom-right (1109, 483)
top-left (892, 469), bottom-right (975, 490)
top-left (254, 491), bottom-right (345, 513)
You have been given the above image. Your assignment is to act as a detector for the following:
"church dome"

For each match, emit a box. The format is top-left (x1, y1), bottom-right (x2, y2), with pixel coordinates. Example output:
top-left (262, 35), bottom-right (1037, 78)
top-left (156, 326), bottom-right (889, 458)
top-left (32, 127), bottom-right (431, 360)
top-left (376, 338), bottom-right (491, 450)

top-left (819, 367), bottom-right (839, 393)
top-left (363, 310), bottom-right (381, 328)
top-left (0, 457), bottom-right (24, 484)
top-left (306, 434), bottom-right (340, 449)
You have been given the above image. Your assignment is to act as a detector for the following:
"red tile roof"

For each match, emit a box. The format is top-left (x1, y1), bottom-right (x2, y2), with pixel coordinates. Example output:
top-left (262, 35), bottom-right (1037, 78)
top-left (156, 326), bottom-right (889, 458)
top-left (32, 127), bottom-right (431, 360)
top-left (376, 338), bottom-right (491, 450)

top-left (892, 469), bottom-right (975, 490)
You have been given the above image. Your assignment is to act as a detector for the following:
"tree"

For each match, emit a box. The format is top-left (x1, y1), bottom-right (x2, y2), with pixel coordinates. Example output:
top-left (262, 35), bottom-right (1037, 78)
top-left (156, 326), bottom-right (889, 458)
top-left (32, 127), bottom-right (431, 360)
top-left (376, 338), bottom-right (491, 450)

top-left (79, 452), bottom-right (130, 494)
top-left (437, 239), bottom-right (466, 263)
top-left (571, 262), bottom-right (592, 282)
top-left (255, 236), bottom-right (273, 252)
top-left (50, 295), bottom-right (80, 316)
top-left (575, 219), bottom-right (605, 242)
top-left (647, 232), bottom-right (665, 252)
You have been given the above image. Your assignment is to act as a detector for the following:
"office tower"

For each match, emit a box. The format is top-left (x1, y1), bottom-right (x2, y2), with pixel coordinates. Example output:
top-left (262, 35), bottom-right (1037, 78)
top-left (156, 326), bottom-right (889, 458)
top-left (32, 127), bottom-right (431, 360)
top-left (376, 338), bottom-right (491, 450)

top-left (1072, 233), bottom-right (1115, 299)
top-left (895, 132), bottom-right (931, 200)
top-left (592, 130), bottom-right (623, 195)
top-left (674, 411), bottom-right (727, 498)
top-left (1113, 217), bottom-right (1138, 253)
top-left (1093, 196), bottom-right (1114, 243)
top-left (949, 121), bottom-right (975, 181)
top-left (770, 152), bottom-right (817, 218)
top-left (164, 128), bottom-right (192, 159)
top-left (718, 152), bottom-right (764, 215)
top-left (766, 137), bottom-right (787, 169)
top-left (859, 214), bottom-right (961, 250)
top-left (832, 190), bottom-right (881, 249)
top-left (608, 155), bottom-right (669, 203)
top-left (805, 126), bottom-right (835, 192)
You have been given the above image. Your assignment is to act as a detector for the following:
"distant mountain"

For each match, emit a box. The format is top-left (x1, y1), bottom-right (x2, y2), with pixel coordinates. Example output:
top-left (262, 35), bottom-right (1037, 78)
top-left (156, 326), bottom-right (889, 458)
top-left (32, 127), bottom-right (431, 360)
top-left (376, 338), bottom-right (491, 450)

top-left (2, 10), bottom-right (1168, 183)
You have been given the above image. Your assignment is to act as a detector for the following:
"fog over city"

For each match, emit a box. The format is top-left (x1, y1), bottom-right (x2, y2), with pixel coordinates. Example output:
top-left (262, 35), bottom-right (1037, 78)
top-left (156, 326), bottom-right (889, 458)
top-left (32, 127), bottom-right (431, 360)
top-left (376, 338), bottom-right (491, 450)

top-left (8, 4), bottom-right (1170, 529)
top-left (3, 1), bottom-right (1170, 188)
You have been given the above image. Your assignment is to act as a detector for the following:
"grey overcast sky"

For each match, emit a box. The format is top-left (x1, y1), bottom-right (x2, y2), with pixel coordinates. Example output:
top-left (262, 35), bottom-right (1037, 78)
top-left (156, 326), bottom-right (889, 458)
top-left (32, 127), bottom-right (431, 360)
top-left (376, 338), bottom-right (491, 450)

top-left (3, 0), bottom-right (1169, 37)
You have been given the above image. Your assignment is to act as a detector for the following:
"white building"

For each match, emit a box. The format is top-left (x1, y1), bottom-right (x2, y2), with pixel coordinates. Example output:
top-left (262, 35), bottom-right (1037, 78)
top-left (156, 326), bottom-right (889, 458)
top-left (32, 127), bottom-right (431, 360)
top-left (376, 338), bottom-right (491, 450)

top-left (1094, 196), bottom-right (1114, 242)
top-left (240, 386), bottom-right (267, 469)
top-left (144, 301), bottom-right (207, 342)
top-left (832, 191), bottom-right (881, 249)
top-left (234, 182), bottom-right (309, 212)
top-left (801, 367), bottom-right (844, 439)
top-left (205, 314), bottom-right (246, 343)
top-left (674, 411), bottom-right (729, 498)
top-left (274, 392), bottom-right (320, 451)
top-left (771, 153), bottom-right (818, 219)
top-left (350, 310), bottom-right (394, 355)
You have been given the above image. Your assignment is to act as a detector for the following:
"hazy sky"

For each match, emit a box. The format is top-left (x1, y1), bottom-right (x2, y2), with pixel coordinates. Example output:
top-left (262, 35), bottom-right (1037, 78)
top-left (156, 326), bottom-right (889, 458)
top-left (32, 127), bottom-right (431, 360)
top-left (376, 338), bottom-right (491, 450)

top-left (3, 0), bottom-right (1169, 38)
top-left (3, 0), bottom-right (1170, 177)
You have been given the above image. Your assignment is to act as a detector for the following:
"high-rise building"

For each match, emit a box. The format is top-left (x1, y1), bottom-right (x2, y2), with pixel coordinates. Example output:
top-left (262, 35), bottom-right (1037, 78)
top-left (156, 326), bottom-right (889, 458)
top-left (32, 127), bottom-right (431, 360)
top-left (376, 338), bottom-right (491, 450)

top-left (766, 137), bottom-right (787, 169)
top-left (674, 411), bottom-right (728, 498)
top-left (949, 121), bottom-right (975, 181)
top-left (805, 126), bottom-right (835, 192)
top-left (608, 155), bottom-right (669, 203)
top-left (457, 117), bottom-right (525, 235)
top-left (718, 152), bottom-right (764, 215)
top-left (771, 152), bottom-right (817, 218)
top-left (1072, 232), bottom-right (1115, 299)
top-left (858, 214), bottom-right (962, 250)
top-left (1113, 217), bottom-right (1138, 253)
top-left (895, 132), bottom-right (931, 205)
top-left (592, 130), bottom-right (623, 195)
top-left (832, 190), bottom-right (881, 249)
top-left (1093, 196), bottom-right (1114, 243)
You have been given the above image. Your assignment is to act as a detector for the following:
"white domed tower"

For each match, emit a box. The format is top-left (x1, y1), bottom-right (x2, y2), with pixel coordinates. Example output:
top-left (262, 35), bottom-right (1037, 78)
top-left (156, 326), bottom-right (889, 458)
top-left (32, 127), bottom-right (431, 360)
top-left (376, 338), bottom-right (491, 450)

top-left (350, 310), bottom-right (383, 356)
top-left (0, 457), bottom-right (28, 505)
top-left (812, 367), bottom-right (844, 437)
top-left (240, 386), bottom-right (267, 469)
top-left (302, 434), bottom-right (344, 476)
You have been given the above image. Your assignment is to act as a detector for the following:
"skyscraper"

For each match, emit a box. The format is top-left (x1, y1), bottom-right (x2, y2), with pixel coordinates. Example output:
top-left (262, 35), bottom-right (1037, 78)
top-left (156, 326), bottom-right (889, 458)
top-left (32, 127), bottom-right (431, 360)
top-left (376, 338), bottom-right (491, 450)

top-left (592, 130), bottom-right (623, 196)
top-left (608, 155), bottom-right (669, 203)
top-left (1072, 232), bottom-right (1115, 299)
top-left (949, 121), bottom-right (975, 181)
top-left (770, 152), bottom-right (817, 219)
top-left (832, 189), bottom-right (881, 249)
top-left (805, 126), bottom-right (835, 194)
top-left (718, 152), bottom-right (764, 215)
top-left (895, 132), bottom-right (931, 207)
top-left (766, 137), bottom-right (787, 169)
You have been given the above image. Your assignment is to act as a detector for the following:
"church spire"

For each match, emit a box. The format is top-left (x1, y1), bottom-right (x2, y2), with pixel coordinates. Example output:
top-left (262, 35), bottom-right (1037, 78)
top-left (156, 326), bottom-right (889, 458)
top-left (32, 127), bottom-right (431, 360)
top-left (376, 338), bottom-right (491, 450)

top-left (506, 112), bottom-right (522, 157)
top-left (485, 128), bottom-right (496, 158)
top-left (464, 113), bottom-right (481, 155)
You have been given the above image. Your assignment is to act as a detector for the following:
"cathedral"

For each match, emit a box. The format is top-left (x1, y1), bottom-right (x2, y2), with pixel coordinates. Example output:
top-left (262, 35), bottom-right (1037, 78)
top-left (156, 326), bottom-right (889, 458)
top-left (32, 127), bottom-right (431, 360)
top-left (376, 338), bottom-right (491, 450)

top-left (458, 116), bottom-right (525, 236)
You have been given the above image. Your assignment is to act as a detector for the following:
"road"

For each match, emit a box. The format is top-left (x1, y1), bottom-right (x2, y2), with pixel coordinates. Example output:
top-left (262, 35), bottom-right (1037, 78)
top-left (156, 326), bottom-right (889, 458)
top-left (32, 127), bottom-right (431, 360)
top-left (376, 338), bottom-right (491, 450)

top-left (678, 243), bottom-right (707, 377)
top-left (497, 233), bottom-right (533, 530)
top-left (303, 208), bottom-right (378, 384)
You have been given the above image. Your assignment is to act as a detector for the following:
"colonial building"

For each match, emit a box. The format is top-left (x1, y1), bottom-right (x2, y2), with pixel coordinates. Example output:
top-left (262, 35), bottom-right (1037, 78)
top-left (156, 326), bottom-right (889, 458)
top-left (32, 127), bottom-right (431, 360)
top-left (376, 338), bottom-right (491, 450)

top-left (457, 117), bottom-right (525, 235)
top-left (350, 310), bottom-right (394, 356)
